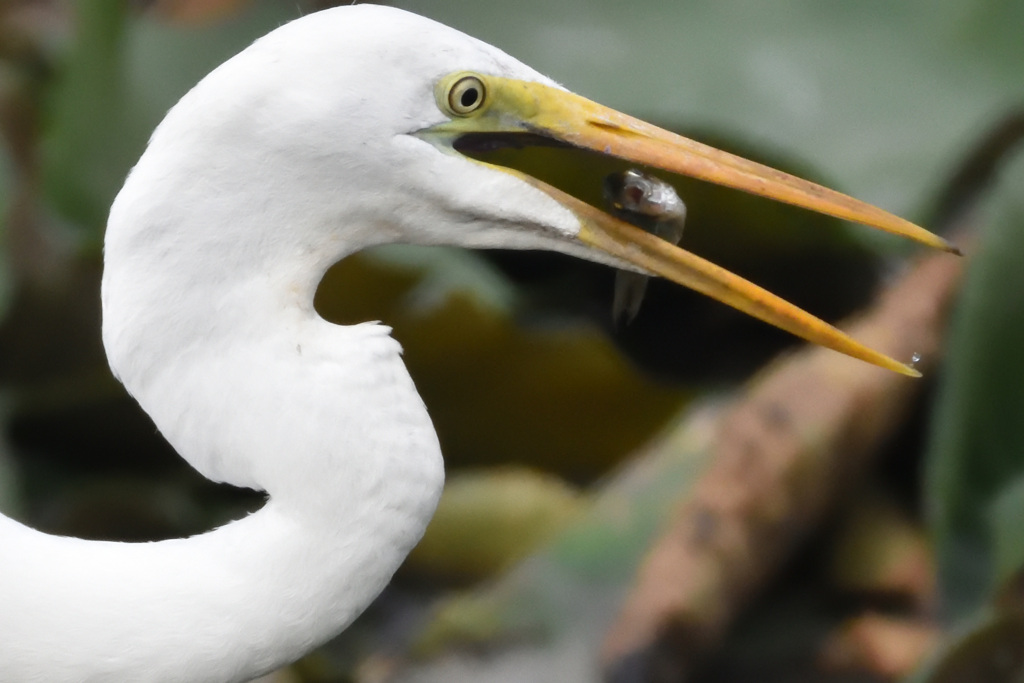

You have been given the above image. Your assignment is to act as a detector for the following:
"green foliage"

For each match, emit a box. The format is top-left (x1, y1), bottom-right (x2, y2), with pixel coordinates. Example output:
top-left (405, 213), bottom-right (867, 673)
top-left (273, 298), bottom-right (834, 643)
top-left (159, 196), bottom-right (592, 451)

top-left (0, 134), bottom-right (11, 322)
top-left (910, 611), bottom-right (1024, 683)
top-left (41, 0), bottom-right (129, 233)
top-left (926, 151), bottom-right (1024, 618)
top-left (989, 477), bottom-right (1024, 592)
top-left (41, 0), bottom-right (293, 237)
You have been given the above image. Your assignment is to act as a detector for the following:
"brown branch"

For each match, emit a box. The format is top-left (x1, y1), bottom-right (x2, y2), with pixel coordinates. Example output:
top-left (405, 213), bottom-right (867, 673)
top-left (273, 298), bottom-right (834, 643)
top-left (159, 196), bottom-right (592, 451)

top-left (600, 240), bottom-right (968, 681)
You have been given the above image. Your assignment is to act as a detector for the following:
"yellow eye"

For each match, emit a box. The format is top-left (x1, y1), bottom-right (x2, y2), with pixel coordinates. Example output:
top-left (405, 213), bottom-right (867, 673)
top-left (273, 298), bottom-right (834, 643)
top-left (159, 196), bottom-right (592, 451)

top-left (446, 75), bottom-right (486, 116)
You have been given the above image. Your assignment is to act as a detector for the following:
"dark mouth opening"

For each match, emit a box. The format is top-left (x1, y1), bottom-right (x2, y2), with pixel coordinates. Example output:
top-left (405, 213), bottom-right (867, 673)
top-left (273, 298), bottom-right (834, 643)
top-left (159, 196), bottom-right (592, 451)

top-left (452, 132), bottom-right (571, 157)
top-left (453, 132), bottom-right (665, 215)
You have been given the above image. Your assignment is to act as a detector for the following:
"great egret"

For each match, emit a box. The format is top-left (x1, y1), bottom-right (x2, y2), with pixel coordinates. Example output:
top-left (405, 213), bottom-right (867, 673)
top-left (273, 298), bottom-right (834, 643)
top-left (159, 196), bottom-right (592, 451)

top-left (0, 5), bottom-right (954, 682)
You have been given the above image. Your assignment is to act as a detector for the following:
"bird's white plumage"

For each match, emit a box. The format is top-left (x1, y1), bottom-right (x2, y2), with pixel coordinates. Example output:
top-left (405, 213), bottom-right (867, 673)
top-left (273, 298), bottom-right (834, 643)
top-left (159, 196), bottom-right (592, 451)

top-left (0, 2), bottom-right (932, 678)
top-left (0, 5), bottom-right (598, 681)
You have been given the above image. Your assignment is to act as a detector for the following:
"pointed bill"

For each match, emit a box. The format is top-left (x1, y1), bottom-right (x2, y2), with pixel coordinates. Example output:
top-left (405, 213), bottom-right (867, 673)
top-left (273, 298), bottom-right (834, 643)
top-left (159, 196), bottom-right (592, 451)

top-left (478, 77), bottom-right (959, 254)
top-left (427, 73), bottom-right (954, 375)
top-left (515, 172), bottom-right (920, 377)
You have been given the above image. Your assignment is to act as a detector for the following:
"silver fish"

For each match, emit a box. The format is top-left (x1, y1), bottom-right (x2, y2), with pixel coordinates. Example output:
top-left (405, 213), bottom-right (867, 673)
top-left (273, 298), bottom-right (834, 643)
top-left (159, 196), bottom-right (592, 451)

top-left (603, 169), bottom-right (687, 324)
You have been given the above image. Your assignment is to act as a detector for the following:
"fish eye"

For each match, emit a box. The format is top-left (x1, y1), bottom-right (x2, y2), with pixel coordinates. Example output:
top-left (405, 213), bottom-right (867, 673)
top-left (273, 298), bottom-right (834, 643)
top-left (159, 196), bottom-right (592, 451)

top-left (446, 75), bottom-right (486, 116)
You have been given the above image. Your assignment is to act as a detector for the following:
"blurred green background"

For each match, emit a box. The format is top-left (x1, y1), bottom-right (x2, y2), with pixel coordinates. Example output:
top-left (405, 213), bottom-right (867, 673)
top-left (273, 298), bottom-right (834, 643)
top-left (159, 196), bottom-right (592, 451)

top-left (1, 1), bottom-right (1023, 681)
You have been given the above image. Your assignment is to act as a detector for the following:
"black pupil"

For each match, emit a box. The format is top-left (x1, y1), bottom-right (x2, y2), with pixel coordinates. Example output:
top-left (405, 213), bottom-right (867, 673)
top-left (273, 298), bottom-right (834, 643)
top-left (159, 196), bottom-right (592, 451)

top-left (460, 87), bottom-right (479, 108)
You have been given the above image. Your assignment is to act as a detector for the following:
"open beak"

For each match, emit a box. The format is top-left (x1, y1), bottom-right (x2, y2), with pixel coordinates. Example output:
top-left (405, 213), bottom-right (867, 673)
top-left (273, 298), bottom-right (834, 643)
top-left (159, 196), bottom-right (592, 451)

top-left (426, 73), bottom-right (958, 377)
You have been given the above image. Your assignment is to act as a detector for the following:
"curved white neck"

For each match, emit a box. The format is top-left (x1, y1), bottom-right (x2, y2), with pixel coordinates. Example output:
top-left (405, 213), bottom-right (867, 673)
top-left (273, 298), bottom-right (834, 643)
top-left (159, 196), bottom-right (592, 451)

top-left (1, 191), bottom-right (445, 682)
top-left (1, 477), bottom-right (440, 681)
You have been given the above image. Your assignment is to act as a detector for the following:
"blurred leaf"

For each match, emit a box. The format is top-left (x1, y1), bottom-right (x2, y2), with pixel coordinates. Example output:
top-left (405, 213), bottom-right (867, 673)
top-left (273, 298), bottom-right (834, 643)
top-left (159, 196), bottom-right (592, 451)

top-left (989, 477), bottom-right (1024, 591)
top-left (369, 245), bottom-right (520, 314)
top-left (408, 468), bottom-right (586, 582)
top-left (829, 497), bottom-right (934, 606)
top-left (0, 395), bottom-right (21, 515)
top-left (41, 0), bottom-right (129, 232)
top-left (910, 611), bottom-right (1024, 683)
top-left (390, 0), bottom-right (1024, 234)
top-left (926, 150), bottom-right (1024, 618)
top-left (0, 122), bottom-right (12, 321)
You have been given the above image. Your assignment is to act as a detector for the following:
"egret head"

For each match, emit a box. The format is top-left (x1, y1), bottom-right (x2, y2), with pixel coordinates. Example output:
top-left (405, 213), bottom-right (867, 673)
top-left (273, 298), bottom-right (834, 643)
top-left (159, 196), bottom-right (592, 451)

top-left (106, 4), bottom-right (953, 380)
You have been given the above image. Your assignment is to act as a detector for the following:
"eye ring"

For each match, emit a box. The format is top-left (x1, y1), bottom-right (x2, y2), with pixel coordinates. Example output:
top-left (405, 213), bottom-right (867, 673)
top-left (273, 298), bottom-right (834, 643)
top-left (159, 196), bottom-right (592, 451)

top-left (446, 75), bottom-right (486, 116)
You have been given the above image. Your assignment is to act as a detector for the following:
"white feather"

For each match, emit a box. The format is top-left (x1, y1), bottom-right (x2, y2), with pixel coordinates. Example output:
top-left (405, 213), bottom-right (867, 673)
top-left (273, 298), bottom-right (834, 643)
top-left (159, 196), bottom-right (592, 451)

top-left (0, 5), bottom-right (588, 681)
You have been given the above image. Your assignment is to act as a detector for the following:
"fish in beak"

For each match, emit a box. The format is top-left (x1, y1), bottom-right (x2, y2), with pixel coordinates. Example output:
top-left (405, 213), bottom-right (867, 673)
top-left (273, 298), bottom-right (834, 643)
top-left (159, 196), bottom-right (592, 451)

top-left (603, 169), bottom-right (688, 325)
top-left (425, 72), bottom-right (959, 377)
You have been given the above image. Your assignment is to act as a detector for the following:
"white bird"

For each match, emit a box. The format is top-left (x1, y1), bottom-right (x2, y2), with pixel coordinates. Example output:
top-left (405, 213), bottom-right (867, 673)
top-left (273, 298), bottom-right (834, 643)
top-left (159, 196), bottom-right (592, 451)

top-left (0, 5), bottom-right (953, 682)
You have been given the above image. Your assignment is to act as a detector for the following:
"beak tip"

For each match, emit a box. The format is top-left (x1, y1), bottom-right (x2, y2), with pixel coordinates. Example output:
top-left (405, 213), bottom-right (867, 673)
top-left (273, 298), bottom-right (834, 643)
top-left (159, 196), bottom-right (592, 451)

top-left (914, 228), bottom-right (961, 255)
top-left (921, 230), bottom-right (961, 256)
top-left (870, 353), bottom-right (922, 378)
